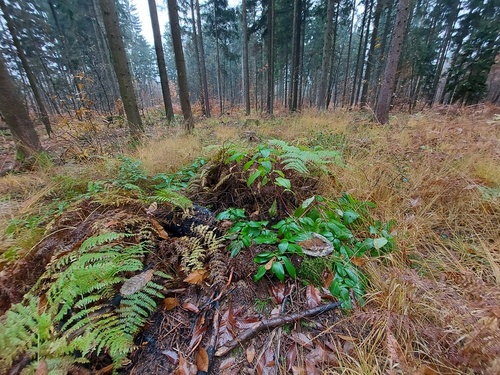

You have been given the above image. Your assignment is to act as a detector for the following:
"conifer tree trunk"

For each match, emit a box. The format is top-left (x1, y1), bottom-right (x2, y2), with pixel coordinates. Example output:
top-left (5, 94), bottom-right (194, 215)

top-left (317, 0), bottom-right (335, 110)
top-left (0, 0), bottom-right (52, 136)
top-left (342, 2), bottom-right (356, 107)
top-left (99, 0), bottom-right (143, 141)
top-left (0, 53), bottom-right (43, 163)
top-left (242, 0), bottom-right (251, 115)
top-left (289, 0), bottom-right (301, 112)
top-left (213, 5), bottom-right (224, 115)
top-left (266, 0), bottom-right (275, 114)
top-left (167, 0), bottom-right (194, 131)
top-left (361, 0), bottom-right (383, 107)
top-left (374, 0), bottom-right (410, 124)
top-left (189, 0), bottom-right (206, 116)
top-left (196, 0), bottom-right (211, 117)
top-left (148, 0), bottom-right (174, 122)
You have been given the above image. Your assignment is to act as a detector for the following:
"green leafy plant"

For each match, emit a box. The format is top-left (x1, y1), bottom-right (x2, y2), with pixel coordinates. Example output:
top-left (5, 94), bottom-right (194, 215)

top-left (0, 231), bottom-right (170, 373)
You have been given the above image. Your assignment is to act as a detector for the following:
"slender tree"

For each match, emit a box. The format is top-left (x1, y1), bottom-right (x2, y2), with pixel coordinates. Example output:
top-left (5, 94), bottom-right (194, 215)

top-left (189, 0), bottom-right (206, 116)
top-left (266, 0), bottom-right (275, 114)
top-left (374, 0), bottom-right (411, 124)
top-left (148, 0), bottom-right (174, 122)
top-left (289, 0), bottom-right (302, 111)
top-left (0, 52), bottom-right (43, 164)
top-left (99, 0), bottom-right (143, 141)
top-left (242, 0), bottom-right (250, 115)
top-left (196, 0), bottom-right (211, 117)
top-left (0, 0), bottom-right (52, 136)
top-left (317, 0), bottom-right (335, 110)
top-left (167, 0), bottom-right (194, 131)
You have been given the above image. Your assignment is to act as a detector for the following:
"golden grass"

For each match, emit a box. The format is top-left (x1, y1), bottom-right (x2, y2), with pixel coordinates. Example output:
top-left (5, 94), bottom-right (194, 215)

top-left (0, 106), bottom-right (498, 373)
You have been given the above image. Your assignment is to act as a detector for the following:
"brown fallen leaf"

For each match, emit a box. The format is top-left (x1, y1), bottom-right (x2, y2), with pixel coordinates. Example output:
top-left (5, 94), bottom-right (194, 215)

top-left (162, 350), bottom-right (179, 365)
top-left (264, 258), bottom-right (275, 271)
top-left (338, 334), bottom-right (356, 342)
top-left (246, 343), bottom-right (256, 363)
top-left (195, 347), bottom-right (209, 372)
top-left (173, 353), bottom-right (191, 375)
top-left (150, 218), bottom-right (169, 239)
top-left (35, 360), bottom-right (48, 375)
top-left (286, 342), bottom-right (297, 371)
top-left (218, 307), bottom-right (237, 346)
top-left (256, 345), bottom-right (275, 375)
top-left (120, 269), bottom-right (154, 295)
top-left (306, 284), bottom-right (322, 308)
top-left (290, 331), bottom-right (314, 348)
top-left (164, 297), bottom-right (179, 310)
top-left (219, 357), bottom-right (236, 371)
top-left (270, 282), bottom-right (286, 304)
top-left (181, 302), bottom-right (200, 313)
top-left (184, 269), bottom-right (208, 285)
top-left (291, 366), bottom-right (306, 375)
top-left (188, 317), bottom-right (207, 351)
top-left (323, 270), bottom-right (334, 288)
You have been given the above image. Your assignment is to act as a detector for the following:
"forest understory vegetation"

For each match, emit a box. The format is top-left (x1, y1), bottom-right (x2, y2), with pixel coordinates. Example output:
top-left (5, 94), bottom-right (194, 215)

top-left (0, 106), bottom-right (499, 375)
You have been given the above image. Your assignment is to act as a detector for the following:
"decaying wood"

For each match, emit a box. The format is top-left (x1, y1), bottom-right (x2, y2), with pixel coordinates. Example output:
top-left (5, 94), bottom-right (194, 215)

top-left (215, 301), bottom-right (342, 357)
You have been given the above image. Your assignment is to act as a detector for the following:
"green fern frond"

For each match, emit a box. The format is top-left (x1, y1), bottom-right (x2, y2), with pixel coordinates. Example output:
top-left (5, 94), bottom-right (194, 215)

top-left (149, 188), bottom-right (193, 210)
top-left (79, 232), bottom-right (131, 252)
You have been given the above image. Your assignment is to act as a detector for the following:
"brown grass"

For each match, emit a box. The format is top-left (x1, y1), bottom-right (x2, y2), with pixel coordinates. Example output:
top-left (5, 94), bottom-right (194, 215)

top-left (0, 106), bottom-right (498, 373)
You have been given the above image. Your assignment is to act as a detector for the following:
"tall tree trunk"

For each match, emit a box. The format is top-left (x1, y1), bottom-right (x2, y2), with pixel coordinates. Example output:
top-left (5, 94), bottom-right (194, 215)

top-left (148, 0), bottom-right (174, 122)
top-left (99, 0), bottom-right (143, 141)
top-left (374, 0), bottom-right (410, 124)
top-left (0, 53), bottom-right (43, 164)
top-left (266, 0), bottom-right (275, 114)
top-left (373, 1), bottom-right (394, 104)
top-left (0, 0), bottom-right (52, 136)
top-left (195, 0), bottom-right (210, 118)
top-left (242, 0), bottom-right (250, 115)
top-left (342, 2), bottom-right (356, 107)
top-left (326, 0), bottom-right (340, 109)
top-left (350, 0), bottom-right (369, 107)
top-left (289, 0), bottom-right (301, 112)
top-left (189, 0), bottom-right (206, 116)
top-left (360, 0), bottom-right (383, 107)
top-left (317, 0), bottom-right (335, 110)
top-left (353, 0), bottom-right (372, 106)
top-left (167, 0), bottom-right (194, 131)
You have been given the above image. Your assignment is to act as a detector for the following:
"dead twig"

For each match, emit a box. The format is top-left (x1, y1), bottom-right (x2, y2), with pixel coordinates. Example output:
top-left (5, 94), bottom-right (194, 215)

top-left (215, 301), bottom-right (342, 357)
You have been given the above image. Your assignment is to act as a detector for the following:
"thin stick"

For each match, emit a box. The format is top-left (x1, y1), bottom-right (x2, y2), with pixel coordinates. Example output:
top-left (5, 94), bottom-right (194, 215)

top-left (215, 301), bottom-right (342, 357)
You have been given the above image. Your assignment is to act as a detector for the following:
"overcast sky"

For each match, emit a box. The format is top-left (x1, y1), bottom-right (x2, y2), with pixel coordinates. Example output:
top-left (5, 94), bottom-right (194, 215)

top-left (132, 0), bottom-right (240, 45)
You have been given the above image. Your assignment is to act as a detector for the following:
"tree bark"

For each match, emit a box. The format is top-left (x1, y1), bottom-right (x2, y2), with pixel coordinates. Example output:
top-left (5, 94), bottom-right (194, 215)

top-left (196, 0), bottom-right (211, 117)
top-left (148, 0), bottom-right (174, 122)
top-left (342, 3), bottom-right (355, 107)
top-left (167, 0), bottom-right (194, 131)
top-left (289, 0), bottom-right (301, 112)
top-left (374, 0), bottom-right (410, 124)
top-left (242, 0), bottom-right (250, 115)
top-left (189, 0), bottom-right (206, 117)
top-left (99, 0), bottom-right (143, 141)
top-left (0, 53), bottom-right (43, 163)
top-left (266, 0), bottom-right (275, 114)
top-left (0, 0), bottom-right (52, 136)
top-left (316, 0), bottom-right (335, 110)
top-left (213, 4), bottom-right (224, 116)
top-left (360, 0), bottom-right (383, 107)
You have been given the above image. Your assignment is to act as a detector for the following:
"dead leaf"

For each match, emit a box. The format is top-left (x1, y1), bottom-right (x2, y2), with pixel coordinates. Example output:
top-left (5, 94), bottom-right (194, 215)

top-left (350, 256), bottom-right (367, 267)
top-left (256, 345), bottom-right (275, 375)
top-left (291, 366), bottom-right (306, 375)
top-left (322, 270), bottom-right (334, 288)
top-left (246, 343), bottom-right (256, 363)
top-left (184, 269), bottom-right (208, 285)
top-left (104, 220), bottom-right (119, 228)
top-left (219, 357), bottom-right (236, 370)
top-left (305, 358), bottom-right (321, 375)
top-left (338, 334), bottom-right (356, 342)
top-left (286, 342), bottom-right (297, 371)
top-left (120, 269), bottom-right (154, 295)
top-left (417, 364), bottom-right (439, 375)
top-left (146, 202), bottom-right (158, 215)
top-left (164, 297), bottom-right (179, 310)
top-left (264, 258), bottom-right (275, 271)
top-left (270, 282), bottom-right (286, 304)
top-left (188, 317), bottom-right (207, 351)
top-left (150, 218), bottom-right (168, 239)
top-left (35, 360), bottom-right (48, 375)
top-left (173, 353), bottom-right (190, 375)
top-left (182, 302), bottom-right (200, 313)
top-left (290, 332), bottom-right (314, 348)
top-left (195, 347), bottom-right (209, 372)
top-left (306, 284), bottom-right (322, 308)
top-left (162, 350), bottom-right (179, 365)
top-left (218, 307), bottom-right (236, 346)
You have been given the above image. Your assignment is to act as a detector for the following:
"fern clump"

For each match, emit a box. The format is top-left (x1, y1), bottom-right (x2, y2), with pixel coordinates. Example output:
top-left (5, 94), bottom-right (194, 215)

top-left (0, 231), bottom-right (170, 373)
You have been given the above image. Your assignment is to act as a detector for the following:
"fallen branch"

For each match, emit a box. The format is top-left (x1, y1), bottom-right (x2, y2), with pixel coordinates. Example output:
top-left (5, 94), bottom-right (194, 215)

top-left (215, 301), bottom-right (342, 357)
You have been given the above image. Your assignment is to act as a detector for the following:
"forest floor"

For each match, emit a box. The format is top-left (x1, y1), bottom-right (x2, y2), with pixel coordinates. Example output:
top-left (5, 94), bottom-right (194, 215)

top-left (0, 105), bottom-right (499, 375)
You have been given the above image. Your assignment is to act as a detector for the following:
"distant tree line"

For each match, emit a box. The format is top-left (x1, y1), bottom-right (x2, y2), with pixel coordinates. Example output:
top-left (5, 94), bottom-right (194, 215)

top-left (0, 0), bottom-right (499, 159)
